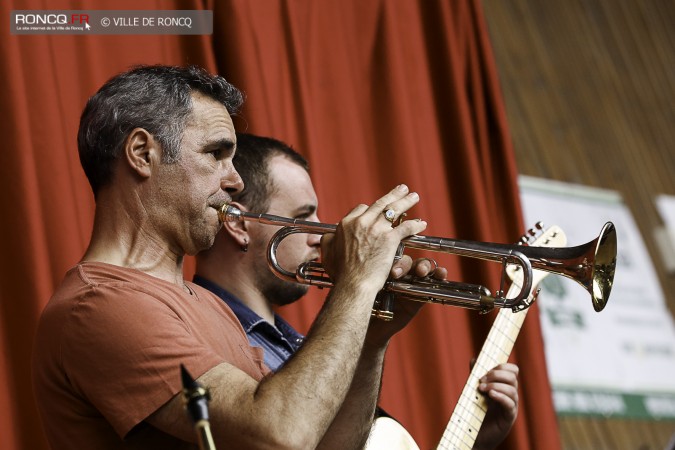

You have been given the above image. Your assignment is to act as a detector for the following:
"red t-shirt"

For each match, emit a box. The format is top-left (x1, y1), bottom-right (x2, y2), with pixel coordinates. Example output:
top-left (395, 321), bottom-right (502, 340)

top-left (32, 262), bottom-right (270, 449)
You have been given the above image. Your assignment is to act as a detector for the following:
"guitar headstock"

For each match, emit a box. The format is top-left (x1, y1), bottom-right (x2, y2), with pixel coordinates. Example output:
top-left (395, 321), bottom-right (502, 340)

top-left (507, 223), bottom-right (567, 290)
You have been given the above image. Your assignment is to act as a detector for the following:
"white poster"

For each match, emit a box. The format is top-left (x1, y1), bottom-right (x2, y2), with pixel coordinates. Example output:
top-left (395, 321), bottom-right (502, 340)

top-left (518, 176), bottom-right (675, 419)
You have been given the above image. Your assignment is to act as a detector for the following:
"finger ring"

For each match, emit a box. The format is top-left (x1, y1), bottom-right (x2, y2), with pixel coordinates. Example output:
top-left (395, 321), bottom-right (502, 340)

top-left (383, 208), bottom-right (396, 224)
top-left (426, 258), bottom-right (438, 276)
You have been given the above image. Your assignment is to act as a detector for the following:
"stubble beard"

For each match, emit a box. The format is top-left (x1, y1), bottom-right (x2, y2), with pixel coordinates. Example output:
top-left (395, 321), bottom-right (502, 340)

top-left (260, 272), bottom-right (309, 307)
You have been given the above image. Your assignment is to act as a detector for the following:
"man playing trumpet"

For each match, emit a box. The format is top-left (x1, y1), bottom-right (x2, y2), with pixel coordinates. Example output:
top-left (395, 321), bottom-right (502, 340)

top-left (33, 64), bottom-right (498, 450)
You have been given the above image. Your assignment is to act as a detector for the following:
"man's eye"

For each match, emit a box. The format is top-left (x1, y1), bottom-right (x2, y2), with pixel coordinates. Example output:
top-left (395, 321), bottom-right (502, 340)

top-left (210, 149), bottom-right (222, 158)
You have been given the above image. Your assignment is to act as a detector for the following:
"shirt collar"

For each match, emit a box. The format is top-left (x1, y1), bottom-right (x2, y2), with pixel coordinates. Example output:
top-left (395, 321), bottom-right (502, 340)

top-left (192, 275), bottom-right (266, 332)
top-left (192, 275), bottom-right (304, 345)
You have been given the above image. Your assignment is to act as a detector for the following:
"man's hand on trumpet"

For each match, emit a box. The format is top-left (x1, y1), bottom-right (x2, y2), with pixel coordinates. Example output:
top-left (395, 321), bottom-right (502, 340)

top-left (319, 184), bottom-right (452, 345)
top-left (319, 184), bottom-right (427, 299)
top-left (365, 256), bottom-right (449, 347)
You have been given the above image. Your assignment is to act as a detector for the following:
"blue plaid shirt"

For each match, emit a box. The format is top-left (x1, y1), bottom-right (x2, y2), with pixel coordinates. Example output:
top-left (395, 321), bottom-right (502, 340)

top-left (193, 275), bottom-right (305, 372)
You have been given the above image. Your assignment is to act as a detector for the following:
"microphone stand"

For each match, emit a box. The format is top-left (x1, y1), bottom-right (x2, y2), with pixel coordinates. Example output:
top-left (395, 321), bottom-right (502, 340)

top-left (181, 364), bottom-right (216, 450)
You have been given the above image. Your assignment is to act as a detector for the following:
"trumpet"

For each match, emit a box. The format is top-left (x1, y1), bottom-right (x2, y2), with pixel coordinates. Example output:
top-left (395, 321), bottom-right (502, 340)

top-left (219, 204), bottom-right (617, 319)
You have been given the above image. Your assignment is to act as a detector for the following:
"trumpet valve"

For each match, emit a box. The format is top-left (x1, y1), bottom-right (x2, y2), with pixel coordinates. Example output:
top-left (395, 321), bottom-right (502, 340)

top-left (372, 292), bottom-right (395, 321)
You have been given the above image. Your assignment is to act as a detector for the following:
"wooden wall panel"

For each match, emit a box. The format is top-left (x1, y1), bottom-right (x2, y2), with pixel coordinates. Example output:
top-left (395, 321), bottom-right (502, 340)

top-left (482, 0), bottom-right (675, 448)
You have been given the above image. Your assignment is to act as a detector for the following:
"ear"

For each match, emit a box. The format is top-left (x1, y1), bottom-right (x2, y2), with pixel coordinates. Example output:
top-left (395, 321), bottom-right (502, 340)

top-left (124, 128), bottom-right (158, 178)
top-left (220, 201), bottom-right (250, 248)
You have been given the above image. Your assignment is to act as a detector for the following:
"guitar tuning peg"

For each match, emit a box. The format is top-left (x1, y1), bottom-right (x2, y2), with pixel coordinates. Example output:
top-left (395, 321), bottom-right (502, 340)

top-left (528, 228), bottom-right (537, 237)
top-left (535, 221), bottom-right (544, 230)
top-left (519, 235), bottom-right (529, 244)
top-left (531, 288), bottom-right (542, 302)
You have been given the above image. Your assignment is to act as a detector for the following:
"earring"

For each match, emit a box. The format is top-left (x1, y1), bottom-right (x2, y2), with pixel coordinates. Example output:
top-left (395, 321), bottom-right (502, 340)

top-left (241, 238), bottom-right (248, 253)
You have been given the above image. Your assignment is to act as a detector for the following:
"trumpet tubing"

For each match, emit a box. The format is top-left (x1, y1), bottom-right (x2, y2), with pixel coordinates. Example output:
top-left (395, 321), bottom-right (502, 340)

top-left (219, 204), bottom-right (617, 317)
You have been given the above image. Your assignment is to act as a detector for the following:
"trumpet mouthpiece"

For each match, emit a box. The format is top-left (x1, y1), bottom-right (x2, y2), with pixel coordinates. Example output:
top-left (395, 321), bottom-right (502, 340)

top-left (218, 203), bottom-right (243, 224)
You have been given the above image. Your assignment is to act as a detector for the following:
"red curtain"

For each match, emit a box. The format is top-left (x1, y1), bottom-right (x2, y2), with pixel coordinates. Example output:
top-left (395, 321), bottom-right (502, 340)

top-left (1, 1), bottom-right (559, 449)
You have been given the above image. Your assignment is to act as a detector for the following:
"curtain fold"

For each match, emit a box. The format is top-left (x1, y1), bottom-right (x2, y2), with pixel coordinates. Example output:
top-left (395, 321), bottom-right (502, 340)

top-left (1, 1), bottom-right (559, 448)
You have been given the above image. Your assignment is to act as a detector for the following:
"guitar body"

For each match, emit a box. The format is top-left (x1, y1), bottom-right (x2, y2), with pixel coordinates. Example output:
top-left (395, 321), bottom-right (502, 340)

top-left (365, 417), bottom-right (421, 450)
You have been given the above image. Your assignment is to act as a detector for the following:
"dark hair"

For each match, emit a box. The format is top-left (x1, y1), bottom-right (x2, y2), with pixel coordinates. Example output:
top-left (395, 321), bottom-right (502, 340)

top-left (77, 65), bottom-right (244, 196)
top-left (233, 133), bottom-right (309, 213)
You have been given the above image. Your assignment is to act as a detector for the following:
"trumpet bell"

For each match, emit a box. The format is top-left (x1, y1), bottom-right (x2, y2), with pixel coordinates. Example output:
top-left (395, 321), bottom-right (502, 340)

top-left (518, 221), bottom-right (617, 312)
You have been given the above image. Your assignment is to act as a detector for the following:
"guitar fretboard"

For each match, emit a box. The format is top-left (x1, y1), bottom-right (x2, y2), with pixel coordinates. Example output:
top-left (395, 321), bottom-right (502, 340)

top-left (436, 307), bottom-right (527, 449)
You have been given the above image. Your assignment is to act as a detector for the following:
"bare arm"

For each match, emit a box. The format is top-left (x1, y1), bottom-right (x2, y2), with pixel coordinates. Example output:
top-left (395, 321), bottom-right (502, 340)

top-left (314, 328), bottom-right (388, 450)
top-left (147, 281), bottom-right (375, 448)
top-left (317, 258), bottom-right (448, 450)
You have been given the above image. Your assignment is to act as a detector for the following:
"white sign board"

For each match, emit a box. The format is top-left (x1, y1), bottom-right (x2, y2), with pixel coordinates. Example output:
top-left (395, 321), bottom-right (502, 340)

top-left (519, 176), bottom-right (675, 419)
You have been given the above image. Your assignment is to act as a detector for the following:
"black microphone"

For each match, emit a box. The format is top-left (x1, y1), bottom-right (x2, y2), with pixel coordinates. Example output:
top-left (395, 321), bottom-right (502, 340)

top-left (181, 364), bottom-right (216, 450)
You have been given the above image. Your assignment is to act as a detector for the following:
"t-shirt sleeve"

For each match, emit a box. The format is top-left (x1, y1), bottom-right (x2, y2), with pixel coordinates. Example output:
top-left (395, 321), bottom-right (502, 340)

top-left (60, 283), bottom-right (237, 438)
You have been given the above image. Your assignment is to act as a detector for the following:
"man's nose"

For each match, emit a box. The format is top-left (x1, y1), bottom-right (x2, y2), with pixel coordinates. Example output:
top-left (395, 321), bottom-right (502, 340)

top-left (307, 214), bottom-right (322, 247)
top-left (307, 232), bottom-right (322, 248)
top-left (222, 165), bottom-right (244, 195)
